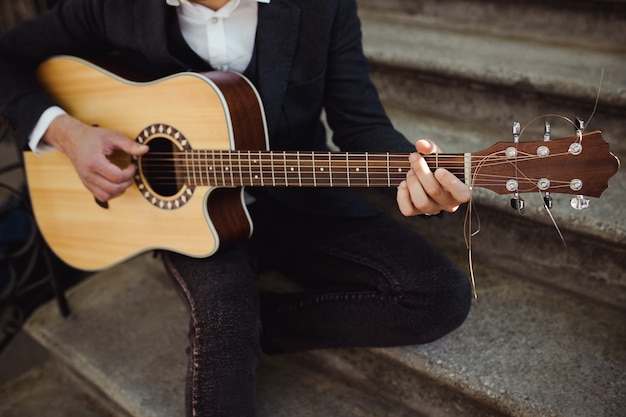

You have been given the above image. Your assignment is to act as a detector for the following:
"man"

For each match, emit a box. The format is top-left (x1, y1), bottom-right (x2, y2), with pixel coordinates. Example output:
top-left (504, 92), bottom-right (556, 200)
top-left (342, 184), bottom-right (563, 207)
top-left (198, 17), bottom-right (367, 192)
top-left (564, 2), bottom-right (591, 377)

top-left (0, 0), bottom-right (472, 415)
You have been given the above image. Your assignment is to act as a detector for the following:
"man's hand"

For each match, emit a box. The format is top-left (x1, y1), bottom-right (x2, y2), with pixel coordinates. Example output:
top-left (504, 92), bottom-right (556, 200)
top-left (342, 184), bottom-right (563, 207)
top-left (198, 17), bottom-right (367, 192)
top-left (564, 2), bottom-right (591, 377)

top-left (396, 139), bottom-right (471, 216)
top-left (43, 114), bottom-right (149, 203)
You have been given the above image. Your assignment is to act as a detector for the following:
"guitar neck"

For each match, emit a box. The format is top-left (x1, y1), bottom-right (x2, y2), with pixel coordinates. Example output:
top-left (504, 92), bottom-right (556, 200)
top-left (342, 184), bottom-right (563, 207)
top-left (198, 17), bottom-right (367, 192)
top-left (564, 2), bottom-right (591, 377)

top-left (160, 150), bottom-right (467, 188)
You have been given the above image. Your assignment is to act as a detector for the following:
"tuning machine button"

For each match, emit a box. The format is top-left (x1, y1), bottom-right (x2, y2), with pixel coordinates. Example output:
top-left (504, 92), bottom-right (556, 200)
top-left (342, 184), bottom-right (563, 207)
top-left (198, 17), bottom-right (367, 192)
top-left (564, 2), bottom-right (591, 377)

top-left (570, 195), bottom-right (590, 210)
top-left (544, 121), bottom-right (551, 142)
top-left (543, 193), bottom-right (553, 209)
top-left (511, 192), bottom-right (525, 212)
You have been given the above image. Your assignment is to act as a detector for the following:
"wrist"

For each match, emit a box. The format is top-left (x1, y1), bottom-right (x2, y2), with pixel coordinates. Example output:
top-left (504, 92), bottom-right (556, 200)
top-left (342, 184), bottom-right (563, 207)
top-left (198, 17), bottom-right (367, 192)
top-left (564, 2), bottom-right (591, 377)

top-left (42, 114), bottom-right (82, 152)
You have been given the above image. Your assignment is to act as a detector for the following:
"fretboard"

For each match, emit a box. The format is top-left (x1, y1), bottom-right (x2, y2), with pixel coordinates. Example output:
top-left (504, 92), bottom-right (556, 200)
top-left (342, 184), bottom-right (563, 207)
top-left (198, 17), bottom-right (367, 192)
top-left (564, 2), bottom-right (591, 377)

top-left (167, 150), bottom-right (467, 188)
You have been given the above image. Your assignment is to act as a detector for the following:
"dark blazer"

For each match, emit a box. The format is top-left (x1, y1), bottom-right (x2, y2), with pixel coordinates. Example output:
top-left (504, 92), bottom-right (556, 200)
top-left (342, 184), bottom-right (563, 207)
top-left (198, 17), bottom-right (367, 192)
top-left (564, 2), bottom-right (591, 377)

top-left (0, 0), bottom-right (413, 216)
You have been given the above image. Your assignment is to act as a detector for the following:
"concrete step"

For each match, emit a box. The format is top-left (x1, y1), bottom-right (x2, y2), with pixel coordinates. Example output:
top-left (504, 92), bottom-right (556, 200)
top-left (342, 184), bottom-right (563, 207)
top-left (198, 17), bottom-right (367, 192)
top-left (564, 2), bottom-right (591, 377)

top-left (18, 252), bottom-right (626, 417)
top-left (0, 359), bottom-right (120, 417)
top-left (358, 9), bottom-right (626, 130)
top-left (0, 339), bottom-right (423, 417)
top-left (356, 0), bottom-right (626, 49)
top-left (15, 254), bottom-right (424, 417)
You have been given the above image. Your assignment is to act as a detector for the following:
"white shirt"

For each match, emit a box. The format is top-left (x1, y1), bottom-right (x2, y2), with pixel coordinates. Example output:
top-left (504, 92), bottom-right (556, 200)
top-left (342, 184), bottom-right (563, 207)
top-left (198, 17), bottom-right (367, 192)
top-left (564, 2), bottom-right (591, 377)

top-left (30, 0), bottom-right (270, 152)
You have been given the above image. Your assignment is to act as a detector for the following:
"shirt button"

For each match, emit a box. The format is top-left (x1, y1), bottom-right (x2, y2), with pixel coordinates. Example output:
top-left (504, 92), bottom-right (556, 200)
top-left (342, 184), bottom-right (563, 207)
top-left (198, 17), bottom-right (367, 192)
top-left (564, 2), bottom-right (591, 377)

top-left (211, 17), bottom-right (218, 24)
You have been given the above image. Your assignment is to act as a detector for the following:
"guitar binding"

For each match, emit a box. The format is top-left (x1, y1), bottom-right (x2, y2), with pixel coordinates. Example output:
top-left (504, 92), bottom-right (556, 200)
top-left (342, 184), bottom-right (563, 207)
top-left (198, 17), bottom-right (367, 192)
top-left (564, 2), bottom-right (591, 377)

top-left (132, 123), bottom-right (195, 211)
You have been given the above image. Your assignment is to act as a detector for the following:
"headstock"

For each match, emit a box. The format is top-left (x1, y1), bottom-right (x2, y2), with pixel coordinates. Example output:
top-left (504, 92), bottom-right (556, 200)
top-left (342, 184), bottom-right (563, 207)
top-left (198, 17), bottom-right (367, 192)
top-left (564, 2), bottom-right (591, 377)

top-left (469, 129), bottom-right (620, 210)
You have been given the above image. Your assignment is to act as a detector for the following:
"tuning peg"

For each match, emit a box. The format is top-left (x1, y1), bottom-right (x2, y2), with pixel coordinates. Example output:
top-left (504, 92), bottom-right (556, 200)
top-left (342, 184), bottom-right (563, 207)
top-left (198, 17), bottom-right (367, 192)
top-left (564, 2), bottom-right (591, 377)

top-left (512, 122), bottom-right (521, 143)
top-left (575, 117), bottom-right (584, 132)
top-left (570, 195), bottom-right (590, 210)
top-left (544, 121), bottom-right (551, 141)
top-left (511, 192), bottom-right (525, 212)
top-left (543, 193), bottom-right (553, 209)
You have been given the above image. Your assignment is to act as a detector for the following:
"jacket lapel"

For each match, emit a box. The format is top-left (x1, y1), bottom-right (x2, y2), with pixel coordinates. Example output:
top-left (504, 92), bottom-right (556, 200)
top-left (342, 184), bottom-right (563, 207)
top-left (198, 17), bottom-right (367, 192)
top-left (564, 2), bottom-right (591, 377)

top-left (255, 0), bottom-right (300, 136)
top-left (136, 1), bottom-right (192, 74)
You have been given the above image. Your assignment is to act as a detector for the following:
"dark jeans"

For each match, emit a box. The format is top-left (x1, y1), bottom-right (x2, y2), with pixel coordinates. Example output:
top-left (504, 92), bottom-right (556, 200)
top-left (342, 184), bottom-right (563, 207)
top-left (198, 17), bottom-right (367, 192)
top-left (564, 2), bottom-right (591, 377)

top-left (162, 194), bottom-right (472, 417)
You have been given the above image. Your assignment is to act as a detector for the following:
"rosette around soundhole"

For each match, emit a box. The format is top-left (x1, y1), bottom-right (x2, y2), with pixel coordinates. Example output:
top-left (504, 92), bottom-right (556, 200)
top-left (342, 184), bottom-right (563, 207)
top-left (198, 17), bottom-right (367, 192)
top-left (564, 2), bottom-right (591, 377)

top-left (132, 124), bottom-right (195, 210)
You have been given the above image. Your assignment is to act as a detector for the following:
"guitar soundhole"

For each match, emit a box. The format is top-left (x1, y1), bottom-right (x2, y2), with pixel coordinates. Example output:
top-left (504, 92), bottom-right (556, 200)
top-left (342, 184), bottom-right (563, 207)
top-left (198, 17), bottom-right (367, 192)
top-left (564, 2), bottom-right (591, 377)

top-left (133, 124), bottom-right (195, 211)
top-left (143, 137), bottom-right (181, 197)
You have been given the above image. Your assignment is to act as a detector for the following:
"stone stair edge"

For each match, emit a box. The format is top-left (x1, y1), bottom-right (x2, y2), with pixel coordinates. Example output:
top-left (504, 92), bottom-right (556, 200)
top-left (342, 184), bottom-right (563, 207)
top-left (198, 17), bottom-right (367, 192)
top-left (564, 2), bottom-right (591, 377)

top-left (355, 0), bottom-right (626, 46)
top-left (357, 12), bottom-right (626, 108)
top-left (357, 8), bottom-right (626, 53)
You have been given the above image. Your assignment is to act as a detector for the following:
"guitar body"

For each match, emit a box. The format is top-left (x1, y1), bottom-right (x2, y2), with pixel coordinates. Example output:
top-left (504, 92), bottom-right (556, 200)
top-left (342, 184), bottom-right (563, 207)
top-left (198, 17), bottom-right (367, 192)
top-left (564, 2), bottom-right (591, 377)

top-left (24, 56), bottom-right (269, 270)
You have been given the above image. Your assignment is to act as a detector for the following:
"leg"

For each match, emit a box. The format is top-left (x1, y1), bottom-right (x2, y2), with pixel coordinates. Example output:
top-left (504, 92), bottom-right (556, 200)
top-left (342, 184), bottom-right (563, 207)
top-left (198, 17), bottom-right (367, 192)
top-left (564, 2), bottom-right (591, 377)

top-left (249, 197), bottom-right (472, 353)
top-left (162, 243), bottom-right (261, 417)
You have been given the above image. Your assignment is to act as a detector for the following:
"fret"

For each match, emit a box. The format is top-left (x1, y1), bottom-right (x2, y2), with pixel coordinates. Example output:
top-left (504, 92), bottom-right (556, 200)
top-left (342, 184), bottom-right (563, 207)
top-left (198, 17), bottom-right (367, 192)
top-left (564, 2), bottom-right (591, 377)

top-left (282, 152), bottom-right (297, 186)
top-left (312, 153), bottom-right (332, 186)
top-left (311, 154), bottom-right (317, 187)
top-left (365, 152), bottom-right (370, 187)
top-left (218, 150), bottom-right (225, 186)
top-left (187, 150), bottom-right (196, 186)
top-left (328, 153), bottom-right (348, 186)
top-left (237, 150), bottom-right (244, 187)
top-left (243, 151), bottom-right (252, 186)
top-left (195, 150), bottom-right (201, 186)
top-left (218, 150), bottom-right (226, 187)
top-left (297, 152), bottom-right (302, 187)
top-left (386, 153), bottom-right (391, 187)
top-left (227, 150), bottom-right (234, 186)
top-left (202, 150), bottom-right (208, 186)
top-left (345, 153), bottom-right (350, 187)
top-left (270, 152), bottom-right (276, 186)
top-left (211, 150), bottom-right (219, 186)
top-left (328, 153), bottom-right (333, 186)
top-left (283, 151), bottom-right (288, 186)
top-left (254, 151), bottom-right (263, 186)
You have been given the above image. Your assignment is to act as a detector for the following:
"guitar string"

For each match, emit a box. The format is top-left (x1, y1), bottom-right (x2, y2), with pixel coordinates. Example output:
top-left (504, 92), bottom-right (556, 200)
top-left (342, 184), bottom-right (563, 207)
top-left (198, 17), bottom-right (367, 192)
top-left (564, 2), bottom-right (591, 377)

top-left (136, 150), bottom-right (575, 190)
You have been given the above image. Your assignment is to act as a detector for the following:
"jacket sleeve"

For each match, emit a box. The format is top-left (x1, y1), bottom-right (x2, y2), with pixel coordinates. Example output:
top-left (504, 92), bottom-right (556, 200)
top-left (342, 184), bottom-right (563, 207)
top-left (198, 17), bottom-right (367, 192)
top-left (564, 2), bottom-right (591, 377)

top-left (0, 0), bottom-right (110, 148)
top-left (322, 0), bottom-right (414, 154)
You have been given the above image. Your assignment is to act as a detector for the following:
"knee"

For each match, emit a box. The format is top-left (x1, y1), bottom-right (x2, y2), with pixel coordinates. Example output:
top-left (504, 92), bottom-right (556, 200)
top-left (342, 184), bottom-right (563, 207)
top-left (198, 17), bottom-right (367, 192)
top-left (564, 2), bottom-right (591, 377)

top-left (403, 267), bottom-right (472, 344)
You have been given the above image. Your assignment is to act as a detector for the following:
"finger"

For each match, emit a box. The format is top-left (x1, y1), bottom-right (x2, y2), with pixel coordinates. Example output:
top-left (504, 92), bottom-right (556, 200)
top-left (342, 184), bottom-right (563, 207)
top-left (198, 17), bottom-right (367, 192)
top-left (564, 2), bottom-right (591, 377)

top-left (410, 152), bottom-right (443, 199)
top-left (85, 170), bottom-right (135, 202)
top-left (405, 168), bottom-right (442, 214)
top-left (397, 180), bottom-right (419, 216)
top-left (409, 153), bottom-right (466, 213)
top-left (106, 133), bottom-right (149, 156)
top-left (434, 168), bottom-right (471, 204)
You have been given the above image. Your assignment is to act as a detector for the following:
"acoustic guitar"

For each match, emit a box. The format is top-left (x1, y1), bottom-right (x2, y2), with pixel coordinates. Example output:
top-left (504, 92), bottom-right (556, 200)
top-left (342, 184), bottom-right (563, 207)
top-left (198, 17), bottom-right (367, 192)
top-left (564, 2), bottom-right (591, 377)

top-left (23, 56), bottom-right (620, 270)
